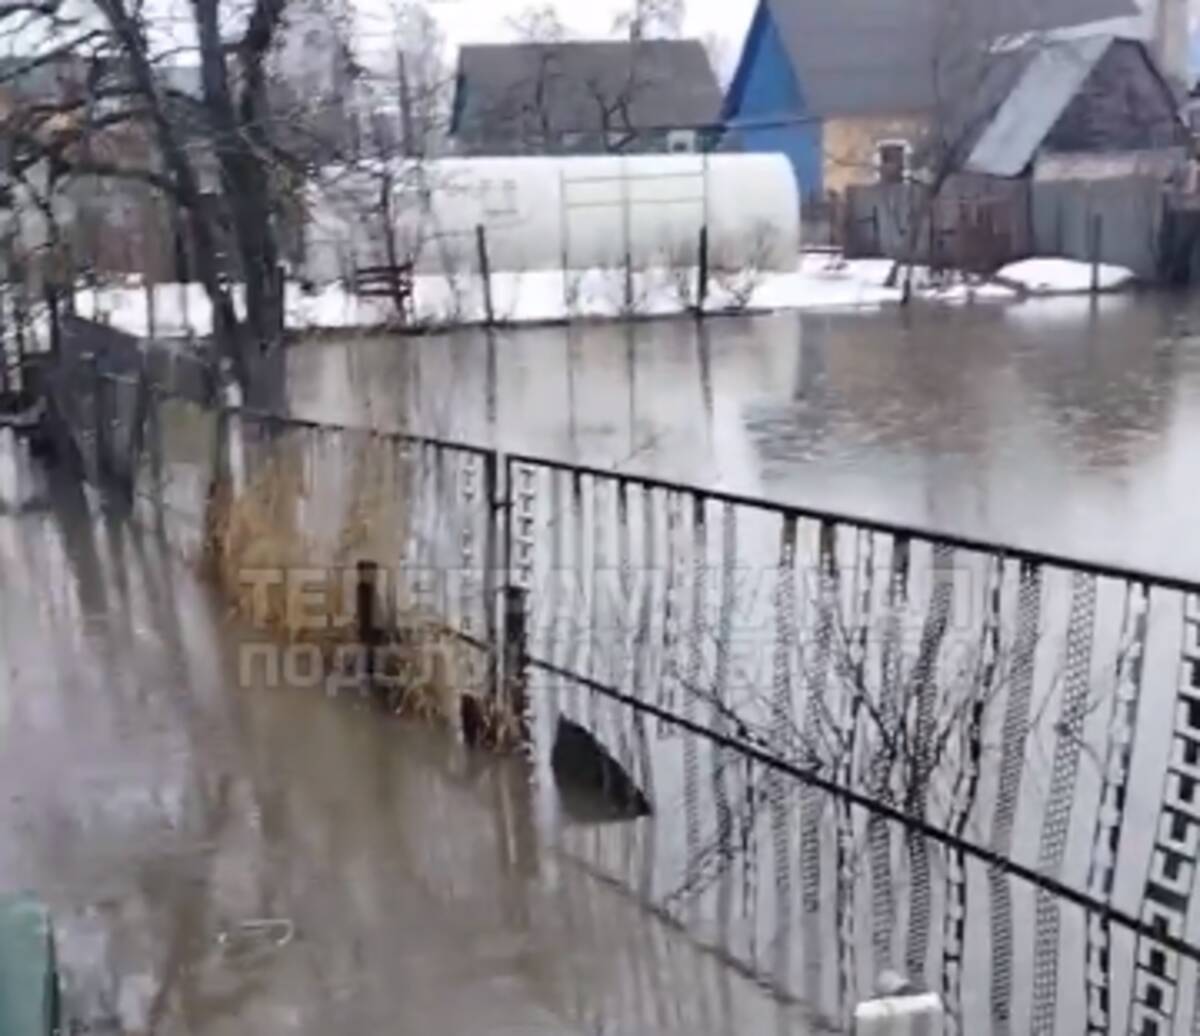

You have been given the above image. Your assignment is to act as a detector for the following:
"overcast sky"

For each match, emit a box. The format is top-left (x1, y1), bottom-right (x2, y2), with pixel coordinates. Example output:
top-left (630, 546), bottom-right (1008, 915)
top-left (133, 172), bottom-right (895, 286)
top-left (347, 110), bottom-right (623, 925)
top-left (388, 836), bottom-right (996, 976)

top-left (388, 0), bottom-right (757, 77)
top-left (425, 0), bottom-right (755, 45)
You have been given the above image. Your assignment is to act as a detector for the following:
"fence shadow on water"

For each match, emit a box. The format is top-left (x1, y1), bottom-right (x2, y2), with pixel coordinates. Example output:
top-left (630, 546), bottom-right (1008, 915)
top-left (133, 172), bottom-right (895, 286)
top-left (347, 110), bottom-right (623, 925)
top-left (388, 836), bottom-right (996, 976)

top-left (50, 334), bottom-right (1200, 1034)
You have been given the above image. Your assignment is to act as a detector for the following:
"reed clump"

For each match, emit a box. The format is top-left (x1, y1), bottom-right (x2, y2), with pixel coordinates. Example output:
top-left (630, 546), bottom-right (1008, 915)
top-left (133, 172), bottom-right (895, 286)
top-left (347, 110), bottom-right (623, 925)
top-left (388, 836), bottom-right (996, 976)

top-left (203, 425), bottom-right (480, 724)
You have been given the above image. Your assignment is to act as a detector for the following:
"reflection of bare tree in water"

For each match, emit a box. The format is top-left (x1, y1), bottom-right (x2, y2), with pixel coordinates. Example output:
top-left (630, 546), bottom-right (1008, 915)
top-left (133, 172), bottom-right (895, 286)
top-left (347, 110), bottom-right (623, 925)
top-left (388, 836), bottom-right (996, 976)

top-left (635, 515), bottom-right (1126, 1030)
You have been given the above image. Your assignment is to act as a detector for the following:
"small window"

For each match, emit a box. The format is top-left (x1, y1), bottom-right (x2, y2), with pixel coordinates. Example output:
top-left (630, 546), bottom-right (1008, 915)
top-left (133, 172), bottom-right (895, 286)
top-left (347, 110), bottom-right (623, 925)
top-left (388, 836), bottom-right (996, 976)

top-left (877, 141), bottom-right (909, 184)
top-left (668, 130), bottom-right (697, 153)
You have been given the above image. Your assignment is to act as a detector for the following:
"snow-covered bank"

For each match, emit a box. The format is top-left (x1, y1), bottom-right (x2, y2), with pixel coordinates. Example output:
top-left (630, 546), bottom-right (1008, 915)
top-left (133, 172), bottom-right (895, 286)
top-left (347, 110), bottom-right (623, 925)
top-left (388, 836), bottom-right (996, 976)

top-left (71, 256), bottom-right (1025, 339)
top-left (70, 254), bottom-right (1137, 340)
top-left (996, 257), bottom-right (1137, 296)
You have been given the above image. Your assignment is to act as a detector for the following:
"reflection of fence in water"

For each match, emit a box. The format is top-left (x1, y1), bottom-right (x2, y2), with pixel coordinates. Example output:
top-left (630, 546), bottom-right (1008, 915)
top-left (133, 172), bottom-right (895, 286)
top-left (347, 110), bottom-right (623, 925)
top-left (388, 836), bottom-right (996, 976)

top-left (71, 363), bottom-right (496, 650)
top-left (507, 453), bottom-right (1200, 1033)
top-left (52, 354), bottom-right (1200, 1033)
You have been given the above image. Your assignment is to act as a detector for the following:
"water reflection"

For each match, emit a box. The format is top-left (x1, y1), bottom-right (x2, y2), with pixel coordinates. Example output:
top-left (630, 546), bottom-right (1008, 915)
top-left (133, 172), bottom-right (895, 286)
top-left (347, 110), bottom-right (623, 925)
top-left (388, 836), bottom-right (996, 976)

top-left (290, 296), bottom-right (1200, 577)
top-left (0, 434), bottom-right (812, 1035)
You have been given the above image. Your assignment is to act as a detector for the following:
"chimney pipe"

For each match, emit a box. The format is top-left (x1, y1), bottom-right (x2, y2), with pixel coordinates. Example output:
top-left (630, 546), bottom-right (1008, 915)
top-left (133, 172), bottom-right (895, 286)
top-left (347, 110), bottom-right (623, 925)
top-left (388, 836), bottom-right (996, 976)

top-left (1153, 0), bottom-right (1191, 98)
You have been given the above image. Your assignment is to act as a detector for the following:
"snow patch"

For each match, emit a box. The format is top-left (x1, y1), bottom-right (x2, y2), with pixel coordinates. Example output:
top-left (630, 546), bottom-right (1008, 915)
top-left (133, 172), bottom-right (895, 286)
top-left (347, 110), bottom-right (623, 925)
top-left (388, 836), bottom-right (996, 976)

top-left (996, 258), bottom-right (1136, 296)
top-left (68, 254), bottom-right (1025, 340)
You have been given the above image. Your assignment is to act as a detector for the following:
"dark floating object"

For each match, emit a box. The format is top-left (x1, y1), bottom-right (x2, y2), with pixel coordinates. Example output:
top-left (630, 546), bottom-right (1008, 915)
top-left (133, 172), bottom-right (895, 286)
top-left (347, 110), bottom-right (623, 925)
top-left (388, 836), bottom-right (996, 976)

top-left (551, 717), bottom-right (651, 820)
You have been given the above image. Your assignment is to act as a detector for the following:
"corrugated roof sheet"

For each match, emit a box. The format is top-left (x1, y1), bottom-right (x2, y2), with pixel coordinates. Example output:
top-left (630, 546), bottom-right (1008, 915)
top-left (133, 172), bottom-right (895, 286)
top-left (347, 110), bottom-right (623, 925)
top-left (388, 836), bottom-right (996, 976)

top-left (964, 34), bottom-right (1113, 176)
top-left (453, 40), bottom-right (722, 141)
top-left (763, 0), bottom-right (1137, 117)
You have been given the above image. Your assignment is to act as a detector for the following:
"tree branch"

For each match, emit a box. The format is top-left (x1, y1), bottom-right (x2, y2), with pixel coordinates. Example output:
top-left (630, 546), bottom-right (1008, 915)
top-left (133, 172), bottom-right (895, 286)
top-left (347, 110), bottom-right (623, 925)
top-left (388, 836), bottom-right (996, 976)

top-left (242, 0), bottom-right (287, 61)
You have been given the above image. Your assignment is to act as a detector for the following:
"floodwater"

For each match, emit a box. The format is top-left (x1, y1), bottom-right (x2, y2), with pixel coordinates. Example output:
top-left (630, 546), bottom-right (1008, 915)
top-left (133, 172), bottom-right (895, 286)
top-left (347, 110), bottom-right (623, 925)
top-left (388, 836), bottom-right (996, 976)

top-left (289, 293), bottom-right (1200, 580)
top-left (7, 293), bottom-right (1200, 1033)
top-left (0, 432), bottom-right (810, 1034)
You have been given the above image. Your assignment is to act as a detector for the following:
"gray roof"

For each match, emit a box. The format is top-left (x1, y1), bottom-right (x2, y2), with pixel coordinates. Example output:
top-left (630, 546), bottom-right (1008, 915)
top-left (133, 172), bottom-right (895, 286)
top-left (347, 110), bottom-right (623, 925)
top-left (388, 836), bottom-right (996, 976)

top-left (452, 39), bottom-right (723, 140)
top-left (965, 34), bottom-right (1113, 176)
top-left (764, 0), bottom-right (1139, 117)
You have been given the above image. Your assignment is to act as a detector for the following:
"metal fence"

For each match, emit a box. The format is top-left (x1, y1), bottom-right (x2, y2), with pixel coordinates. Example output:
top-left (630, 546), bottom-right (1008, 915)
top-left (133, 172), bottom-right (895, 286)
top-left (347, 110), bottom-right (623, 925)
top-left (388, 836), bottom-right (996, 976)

top-left (45, 344), bottom-right (1200, 1033)
top-left (504, 452), bottom-right (1200, 1034)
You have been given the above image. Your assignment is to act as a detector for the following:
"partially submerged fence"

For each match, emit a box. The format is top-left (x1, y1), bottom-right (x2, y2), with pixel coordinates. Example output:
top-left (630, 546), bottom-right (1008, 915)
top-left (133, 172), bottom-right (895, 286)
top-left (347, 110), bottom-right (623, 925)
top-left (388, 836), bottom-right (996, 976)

top-left (50, 339), bottom-right (1200, 1034)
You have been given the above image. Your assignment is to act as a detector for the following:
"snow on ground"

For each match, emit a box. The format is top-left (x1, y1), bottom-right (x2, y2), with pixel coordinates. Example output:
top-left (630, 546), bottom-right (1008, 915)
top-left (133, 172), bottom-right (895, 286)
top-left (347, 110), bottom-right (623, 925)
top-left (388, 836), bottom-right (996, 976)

top-left (996, 257), bottom-right (1136, 295)
top-left (69, 254), bottom-right (1142, 340)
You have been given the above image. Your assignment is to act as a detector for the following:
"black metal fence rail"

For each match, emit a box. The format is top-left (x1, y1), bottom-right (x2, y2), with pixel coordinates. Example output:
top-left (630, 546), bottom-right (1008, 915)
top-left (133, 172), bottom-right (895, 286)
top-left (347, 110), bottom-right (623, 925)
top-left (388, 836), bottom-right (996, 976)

top-left (503, 452), bottom-right (1200, 1034)
top-left (49, 353), bottom-right (1200, 1034)
top-left (504, 449), bottom-right (1200, 597)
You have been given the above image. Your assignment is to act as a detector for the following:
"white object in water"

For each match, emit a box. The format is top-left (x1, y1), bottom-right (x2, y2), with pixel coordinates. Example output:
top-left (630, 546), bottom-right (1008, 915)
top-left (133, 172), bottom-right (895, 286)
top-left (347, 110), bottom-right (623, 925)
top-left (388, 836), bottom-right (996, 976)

top-left (854, 991), bottom-right (944, 1035)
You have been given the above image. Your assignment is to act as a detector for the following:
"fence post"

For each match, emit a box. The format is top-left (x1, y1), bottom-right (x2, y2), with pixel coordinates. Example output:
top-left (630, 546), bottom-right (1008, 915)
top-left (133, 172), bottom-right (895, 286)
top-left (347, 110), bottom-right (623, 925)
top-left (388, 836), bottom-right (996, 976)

top-left (475, 224), bottom-right (494, 327)
top-left (696, 224), bottom-right (709, 316)
top-left (277, 264), bottom-right (286, 334)
top-left (356, 559), bottom-right (380, 685)
top-left (84, 352), bottom-right (105, 483)
top-left (145, 277), bottom-right (156, 341)
top-left (624, 247), bottom-right (634, 315)
top-left (0, 287), bottom-right (7, 396)
top-left (43, 282), bottom-right (60, 362)
top-left (1090, 213), bottom-right (1103, 294)
top-left (482, 450), bottom-right (500, 699)
top-left (503, 584), bottom-right (529, 741)
top-left (180, 281), bottom-right (191, 341)
top-left (12, 267), bottom-right (26, 387)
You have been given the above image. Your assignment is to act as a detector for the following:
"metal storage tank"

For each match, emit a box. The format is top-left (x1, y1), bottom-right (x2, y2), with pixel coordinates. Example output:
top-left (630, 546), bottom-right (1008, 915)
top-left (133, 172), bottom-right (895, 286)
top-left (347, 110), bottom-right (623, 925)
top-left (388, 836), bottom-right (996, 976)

top-left (305, 154), bottom-right (800, 281)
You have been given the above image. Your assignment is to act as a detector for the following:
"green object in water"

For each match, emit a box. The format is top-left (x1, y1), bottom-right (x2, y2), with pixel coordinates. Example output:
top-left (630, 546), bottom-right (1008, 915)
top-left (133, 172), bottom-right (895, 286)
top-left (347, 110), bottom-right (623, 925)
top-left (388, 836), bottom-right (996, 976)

top-left (0, 894), bottom-right (59, 1036)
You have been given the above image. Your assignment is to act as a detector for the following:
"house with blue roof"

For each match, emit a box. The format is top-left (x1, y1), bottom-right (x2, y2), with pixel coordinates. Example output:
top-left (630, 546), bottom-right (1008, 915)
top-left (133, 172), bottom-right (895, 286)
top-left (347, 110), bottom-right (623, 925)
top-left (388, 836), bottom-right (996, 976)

top-left (721, 0), bottom-right (1139, 203)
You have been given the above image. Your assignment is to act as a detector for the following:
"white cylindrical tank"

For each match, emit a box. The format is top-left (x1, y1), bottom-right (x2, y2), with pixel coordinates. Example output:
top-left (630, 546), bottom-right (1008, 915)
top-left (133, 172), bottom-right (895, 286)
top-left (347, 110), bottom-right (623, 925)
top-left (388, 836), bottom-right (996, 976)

top-left (305, 153), bottom-right (799, 281)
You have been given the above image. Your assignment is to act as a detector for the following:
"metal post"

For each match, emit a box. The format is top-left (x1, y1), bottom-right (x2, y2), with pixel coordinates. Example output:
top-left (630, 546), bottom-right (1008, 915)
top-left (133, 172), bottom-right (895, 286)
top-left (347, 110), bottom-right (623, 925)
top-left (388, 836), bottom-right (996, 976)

top-left (12, 263), bottom-right (26, 390)
top-left (118, 349), bottom-right (147, 505)
top-left (148, 382), bottom-right (164, 510)
top-left (1090, 213), bottom-right (1103, 295)
top-left (145, 277), bottom-right (156, 341)
top-left (0, 286), bottom-right (7, 396)
top-left (482, 450), bottom-right (500, 699)
top-left (559, 170), bottom-right (571, 313)
top-left (503, 584), bottom-right (529, 740)
top-left (476, 224), bottom-right (494, 327)
top-left (84, 352), bottom-right (104, 484)
top-left (621, 164), bottom-right (634, 314)
top-left (277, 263), bottom-right (286, 334)
top-left (180, 281), bottom-right (190, 341)
top-left (43, 282), bottom-right (59, 361)
top-left (696, 224), bottom-right (709, 316)
top-left (356, 559), bottom-right (380, 685)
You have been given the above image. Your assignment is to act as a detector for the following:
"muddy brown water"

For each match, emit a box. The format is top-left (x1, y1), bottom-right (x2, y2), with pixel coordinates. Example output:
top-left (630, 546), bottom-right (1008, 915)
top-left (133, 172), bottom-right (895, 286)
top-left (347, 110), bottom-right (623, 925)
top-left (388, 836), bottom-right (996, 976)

top-left (6, 293), bottom-right (1200, 1032)
top-left (289, 294), bottom-right (1200, 580)
top-left (0, 436), bottom-right (810, 1034)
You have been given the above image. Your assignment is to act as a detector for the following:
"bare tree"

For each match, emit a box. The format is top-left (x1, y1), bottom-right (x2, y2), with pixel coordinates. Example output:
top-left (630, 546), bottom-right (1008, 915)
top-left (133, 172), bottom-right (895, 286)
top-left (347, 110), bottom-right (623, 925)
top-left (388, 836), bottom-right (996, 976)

top-left (0, 0), bottom-right (303, 408)
top-left (875, 8), bottom-right (1046, 303)
top-left (506, 4), bottom-right (567, 44)
top-left (499, 5), bottom-right (674, 155)
top-left (612, 0), bottom-right (685, 40)
top-left (313, 0), bottom-right (456, 323)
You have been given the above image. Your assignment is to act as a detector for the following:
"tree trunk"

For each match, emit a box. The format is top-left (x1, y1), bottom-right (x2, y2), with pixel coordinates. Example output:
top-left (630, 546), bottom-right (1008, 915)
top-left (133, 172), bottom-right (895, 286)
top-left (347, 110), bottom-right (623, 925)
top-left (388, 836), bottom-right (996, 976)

top-left (193, 0), bottom-right (287, 412)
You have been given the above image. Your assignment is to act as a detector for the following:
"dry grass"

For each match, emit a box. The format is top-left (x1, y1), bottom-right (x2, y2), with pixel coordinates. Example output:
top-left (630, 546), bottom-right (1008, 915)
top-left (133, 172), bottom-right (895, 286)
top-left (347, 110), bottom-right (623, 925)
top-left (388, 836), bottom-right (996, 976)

top-left (202, 424), bottom-right (500, 732)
